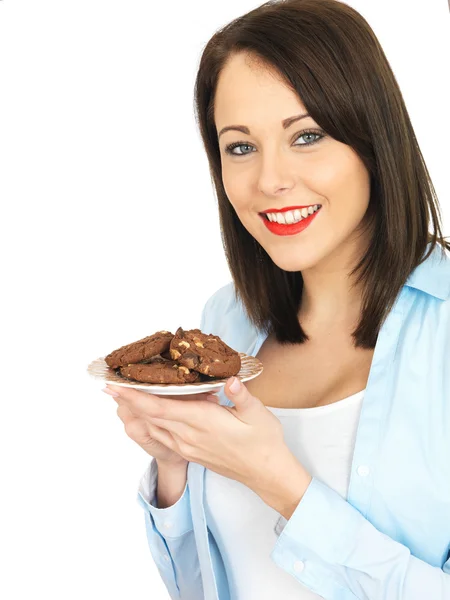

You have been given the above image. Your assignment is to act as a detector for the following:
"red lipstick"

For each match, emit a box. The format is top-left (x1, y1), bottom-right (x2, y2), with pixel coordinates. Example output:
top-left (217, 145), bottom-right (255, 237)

top-left (259, 205), bottom-right (322, 237)
top-left (260, 205), bottom-right (312, 214)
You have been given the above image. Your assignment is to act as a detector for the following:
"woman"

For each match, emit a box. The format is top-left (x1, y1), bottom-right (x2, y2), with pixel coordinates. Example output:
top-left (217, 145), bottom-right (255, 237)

top-left (103, 0), bottom-right (450, 598)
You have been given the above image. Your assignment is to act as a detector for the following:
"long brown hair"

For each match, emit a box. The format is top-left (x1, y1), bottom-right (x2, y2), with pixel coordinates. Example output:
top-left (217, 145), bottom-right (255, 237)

top-left (193, 0), bottom-right (450, 348)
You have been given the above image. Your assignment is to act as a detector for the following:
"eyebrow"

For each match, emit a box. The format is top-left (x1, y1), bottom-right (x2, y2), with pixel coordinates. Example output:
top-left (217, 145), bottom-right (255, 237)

top-left (217, 113), bottom-right (311, 138)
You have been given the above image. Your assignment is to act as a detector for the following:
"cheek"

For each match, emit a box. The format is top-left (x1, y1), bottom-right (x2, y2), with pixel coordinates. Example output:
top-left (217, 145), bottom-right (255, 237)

top-left (318, 152), bottom-right (371, 217)
top-left (222, 168), bottom-right (252, 211)
top-left (311, 150), bottom-right (358, 192)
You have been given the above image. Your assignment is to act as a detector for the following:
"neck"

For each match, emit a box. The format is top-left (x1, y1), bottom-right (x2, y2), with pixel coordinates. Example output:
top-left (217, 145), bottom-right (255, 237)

top-left (299, 241), bottom-right (367, 330)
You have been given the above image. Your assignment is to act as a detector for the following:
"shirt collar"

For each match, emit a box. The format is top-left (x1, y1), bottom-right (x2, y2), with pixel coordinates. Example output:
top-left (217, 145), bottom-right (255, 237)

top-left (405, 243), bottom-right (450, 300)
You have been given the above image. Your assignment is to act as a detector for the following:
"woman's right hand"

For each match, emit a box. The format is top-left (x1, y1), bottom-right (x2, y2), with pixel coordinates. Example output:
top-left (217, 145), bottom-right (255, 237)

top-left (115, 391), bottom-right (220, 465)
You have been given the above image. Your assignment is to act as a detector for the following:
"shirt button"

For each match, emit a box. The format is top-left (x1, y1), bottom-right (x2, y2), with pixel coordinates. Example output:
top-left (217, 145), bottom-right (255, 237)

top-left (163, 554), bottom-right (171, 562)
top-left (293, 560), bottom-right (305, 573)
top-left (163, 520), bottom-right (173, 529)
top-left (357, 465), bottom-right (370, 477)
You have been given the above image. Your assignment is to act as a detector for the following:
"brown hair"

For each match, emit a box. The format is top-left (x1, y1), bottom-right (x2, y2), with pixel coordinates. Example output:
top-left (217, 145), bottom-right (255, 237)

top-left (193, 0), bottom-right (450, 348)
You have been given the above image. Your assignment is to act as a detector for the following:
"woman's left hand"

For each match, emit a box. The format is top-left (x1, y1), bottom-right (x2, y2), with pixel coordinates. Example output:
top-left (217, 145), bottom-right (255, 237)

top-left (105, 377), bottom-right (312, 517)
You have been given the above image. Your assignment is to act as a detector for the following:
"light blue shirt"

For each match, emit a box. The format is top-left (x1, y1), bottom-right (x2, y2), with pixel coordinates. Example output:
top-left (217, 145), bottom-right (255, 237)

top-left (137, 243), bottom-right (450, 600)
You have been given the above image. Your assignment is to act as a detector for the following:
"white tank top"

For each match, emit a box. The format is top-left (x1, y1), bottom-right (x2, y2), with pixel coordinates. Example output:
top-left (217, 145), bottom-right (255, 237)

top-left (205, 389), bottom-right (365, 599)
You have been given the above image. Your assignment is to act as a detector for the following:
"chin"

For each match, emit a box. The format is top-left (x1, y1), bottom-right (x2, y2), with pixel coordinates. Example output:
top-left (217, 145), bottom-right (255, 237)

top-left (265, 249), bottom-right (319, 273)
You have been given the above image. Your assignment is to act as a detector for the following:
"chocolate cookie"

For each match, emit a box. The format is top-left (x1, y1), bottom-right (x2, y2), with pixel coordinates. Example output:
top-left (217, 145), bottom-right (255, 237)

top-left (169, 327), bottom-right (241, 378)
top-left (104, 331), bottom-right (174, 369)
top-left (119, 357), bottom-right (201, 384)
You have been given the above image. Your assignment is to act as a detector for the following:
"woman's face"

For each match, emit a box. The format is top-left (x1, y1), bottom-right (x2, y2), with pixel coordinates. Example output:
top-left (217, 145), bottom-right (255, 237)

top-left (214, 52), bottom-right (372, 273)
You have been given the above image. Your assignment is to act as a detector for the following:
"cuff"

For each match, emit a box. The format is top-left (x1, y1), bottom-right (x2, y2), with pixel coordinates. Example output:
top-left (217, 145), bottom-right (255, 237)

top-left (270, 478), bottom-right (363, 598)
top-left (274, 477), bottom-right (362, 564)
top-left (136, 458), bottom-right (193, 538)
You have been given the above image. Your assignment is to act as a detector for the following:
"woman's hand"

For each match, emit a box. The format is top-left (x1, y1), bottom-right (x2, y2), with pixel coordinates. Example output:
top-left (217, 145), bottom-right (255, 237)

top-left (104, 378), bottom-right (312, 517)
top-left (104, 387), bottom-right (219, 466)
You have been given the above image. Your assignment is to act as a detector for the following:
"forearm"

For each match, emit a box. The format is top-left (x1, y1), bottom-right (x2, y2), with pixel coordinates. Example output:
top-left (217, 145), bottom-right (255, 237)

top-left (270, 477), bottom-right (450, 599)
top-left (251, 449), bottom-right (312, 519)
top-left (156, 460), bottom-right (188, 508)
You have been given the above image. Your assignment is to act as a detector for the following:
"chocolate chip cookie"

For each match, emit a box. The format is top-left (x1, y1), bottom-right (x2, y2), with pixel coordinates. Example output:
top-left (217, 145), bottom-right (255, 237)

top-left (119, 357), bottom-right (201, 384)
top-left (169, 327), bottom-right (241, 378)
top-left (104, 331), bottom-right (174, 369)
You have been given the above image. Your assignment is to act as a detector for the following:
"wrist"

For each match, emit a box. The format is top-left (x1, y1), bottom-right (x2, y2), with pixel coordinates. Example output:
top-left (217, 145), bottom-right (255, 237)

top-left (253, 451), bottom-right (312, 519)
top-left (155, 458), bottom-right (188, 509)
top-left (156, 457), bottom-right (188, 470)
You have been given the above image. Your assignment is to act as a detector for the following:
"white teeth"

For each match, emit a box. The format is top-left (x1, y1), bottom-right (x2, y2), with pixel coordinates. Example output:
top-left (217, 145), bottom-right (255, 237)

top-left (284, 211), bottom-right (295, 224)
top-left (264, 205), bottom-right (320, 224)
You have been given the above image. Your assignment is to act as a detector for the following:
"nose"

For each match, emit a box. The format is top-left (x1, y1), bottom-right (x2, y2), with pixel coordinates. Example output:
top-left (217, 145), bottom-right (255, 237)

top-left (257, 148), bottom-right (296, 197)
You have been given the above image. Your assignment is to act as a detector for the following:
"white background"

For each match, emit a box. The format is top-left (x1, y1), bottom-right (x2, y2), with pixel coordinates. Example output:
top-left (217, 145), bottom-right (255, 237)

top-left (0, 1), bottom-right (448, 598)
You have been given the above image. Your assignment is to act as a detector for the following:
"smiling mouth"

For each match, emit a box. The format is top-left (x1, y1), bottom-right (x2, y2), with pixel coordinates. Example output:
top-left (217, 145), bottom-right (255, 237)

top-left (260, 204), bottom-right (322, 225)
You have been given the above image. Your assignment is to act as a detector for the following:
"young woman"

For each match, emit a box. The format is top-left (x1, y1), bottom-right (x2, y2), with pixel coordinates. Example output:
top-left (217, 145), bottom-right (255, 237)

top-left (103, 1), bottom-right (450, 598)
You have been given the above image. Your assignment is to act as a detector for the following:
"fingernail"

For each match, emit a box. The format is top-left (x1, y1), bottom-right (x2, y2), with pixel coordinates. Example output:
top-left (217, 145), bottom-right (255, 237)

top-left (102, 387), bottom-right (120, 397)
top-left (229, 377), bottom-right (240, 394)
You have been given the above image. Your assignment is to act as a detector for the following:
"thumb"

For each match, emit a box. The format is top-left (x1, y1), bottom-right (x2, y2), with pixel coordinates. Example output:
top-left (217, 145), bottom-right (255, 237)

top-left (224, 376), bottom-right (261, 413)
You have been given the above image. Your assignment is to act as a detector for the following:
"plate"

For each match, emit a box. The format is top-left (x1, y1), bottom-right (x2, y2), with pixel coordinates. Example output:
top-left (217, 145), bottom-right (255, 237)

top-left (87, 352), bottom-right (263, 395)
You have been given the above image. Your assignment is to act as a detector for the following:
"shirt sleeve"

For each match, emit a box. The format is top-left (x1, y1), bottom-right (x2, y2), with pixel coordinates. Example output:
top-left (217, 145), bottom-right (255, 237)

top-left (137, 459), bottom-right (204, 600)
top-left (271, 477), bottom-right (450, 599)
top-left (137, 458), bottom-right (194, 537)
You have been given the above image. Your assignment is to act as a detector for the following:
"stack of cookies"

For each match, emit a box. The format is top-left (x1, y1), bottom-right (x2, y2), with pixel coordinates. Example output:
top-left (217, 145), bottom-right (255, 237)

top-left (104, 327), bottom-right (241, 384)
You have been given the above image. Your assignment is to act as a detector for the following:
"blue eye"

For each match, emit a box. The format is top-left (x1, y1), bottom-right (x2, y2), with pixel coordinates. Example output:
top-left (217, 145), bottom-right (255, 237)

top-left (224, 129), bottom-right (325, 157)
top-left (224, 142), bottom-right (255, 156)
top-left (294, 132), bottom-right (324, 146)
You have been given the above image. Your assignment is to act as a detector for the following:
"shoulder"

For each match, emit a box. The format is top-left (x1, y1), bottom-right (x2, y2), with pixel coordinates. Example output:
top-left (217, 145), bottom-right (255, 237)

top-left (400, 245), bottom-right (450, 335)
top-left (200, 282), bottom-right (238, 327)
top-left (400, 286), bottom-right (450, 349)
top-left (199, 282), bottom-right (261, 354)
top-left (404, 244), bottom-right (450, 302)
top-left (398, 275), bottom-right (450, 387)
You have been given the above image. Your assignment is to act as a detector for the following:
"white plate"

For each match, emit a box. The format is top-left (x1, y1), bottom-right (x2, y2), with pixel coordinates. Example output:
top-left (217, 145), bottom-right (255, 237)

top-left (87, 352), bottom-right (263, 395)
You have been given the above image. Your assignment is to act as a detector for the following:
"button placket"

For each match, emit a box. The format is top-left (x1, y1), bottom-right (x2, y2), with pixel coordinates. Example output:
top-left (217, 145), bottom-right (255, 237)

top-left (293, 560), bottom-right (305, 573)
top-left (357, 465), bottom-right (370, 477)
top-left (347, 299), bottom-right (406, 515)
